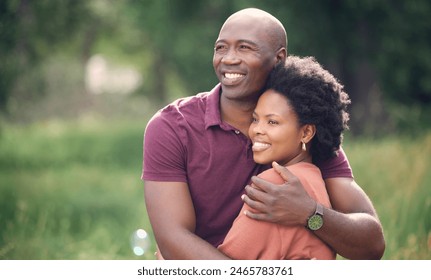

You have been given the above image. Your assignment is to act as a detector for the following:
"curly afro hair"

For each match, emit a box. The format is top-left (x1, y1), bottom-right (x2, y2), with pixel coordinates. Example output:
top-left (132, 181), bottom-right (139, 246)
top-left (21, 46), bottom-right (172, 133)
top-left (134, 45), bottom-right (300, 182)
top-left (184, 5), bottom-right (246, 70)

top-left (265, 55), bottom-right (351, 163)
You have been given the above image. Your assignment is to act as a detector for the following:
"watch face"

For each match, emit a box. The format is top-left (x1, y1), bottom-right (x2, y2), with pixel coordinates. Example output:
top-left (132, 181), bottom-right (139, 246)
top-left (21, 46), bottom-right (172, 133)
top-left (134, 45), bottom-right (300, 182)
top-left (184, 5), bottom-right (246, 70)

top-left (308, 214), bottom-right (323, 231)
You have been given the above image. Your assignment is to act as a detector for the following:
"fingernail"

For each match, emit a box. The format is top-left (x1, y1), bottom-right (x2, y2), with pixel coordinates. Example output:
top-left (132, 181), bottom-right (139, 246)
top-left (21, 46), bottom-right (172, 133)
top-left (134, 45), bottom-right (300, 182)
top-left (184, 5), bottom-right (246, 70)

top-left (241, 194), bottom-right (245, 200)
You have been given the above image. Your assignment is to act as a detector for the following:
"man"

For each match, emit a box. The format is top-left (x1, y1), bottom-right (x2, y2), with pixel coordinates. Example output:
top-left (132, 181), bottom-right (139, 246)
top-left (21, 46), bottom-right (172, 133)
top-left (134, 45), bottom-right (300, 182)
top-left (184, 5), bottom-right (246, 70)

top-left (142, 8), bottom-right (385, 260)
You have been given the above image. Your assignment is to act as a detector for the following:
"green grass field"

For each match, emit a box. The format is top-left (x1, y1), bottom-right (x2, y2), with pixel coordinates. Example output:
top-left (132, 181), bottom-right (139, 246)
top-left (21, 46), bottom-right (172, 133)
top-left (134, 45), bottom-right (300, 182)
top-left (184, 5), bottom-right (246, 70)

top-left (0, 119), bottom-right (430, 260)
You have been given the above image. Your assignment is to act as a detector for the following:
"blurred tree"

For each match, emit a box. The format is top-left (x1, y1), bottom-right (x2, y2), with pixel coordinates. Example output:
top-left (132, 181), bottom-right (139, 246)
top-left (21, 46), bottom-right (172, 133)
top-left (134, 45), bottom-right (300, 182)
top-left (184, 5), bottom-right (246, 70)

top-left (125, 0), bottom-right (431, 133)
top-left (276, 0), bottom-right (390, 134)
top-left (1, 0), bottom-right (430, 134)
top-left (375, 1), bottom-right (431, 105)
top-left (0, 0), bottom-right (105, 114)
top-left (121, 0), bottom-right (240, 103)
top-left (249, 0), bottom-right (431, 134)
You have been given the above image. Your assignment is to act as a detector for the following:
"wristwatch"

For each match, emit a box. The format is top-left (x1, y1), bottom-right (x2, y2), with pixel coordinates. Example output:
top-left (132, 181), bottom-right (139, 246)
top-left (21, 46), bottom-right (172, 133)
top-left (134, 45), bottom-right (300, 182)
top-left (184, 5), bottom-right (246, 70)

top-left (307, 203), bottom-right (324, 231)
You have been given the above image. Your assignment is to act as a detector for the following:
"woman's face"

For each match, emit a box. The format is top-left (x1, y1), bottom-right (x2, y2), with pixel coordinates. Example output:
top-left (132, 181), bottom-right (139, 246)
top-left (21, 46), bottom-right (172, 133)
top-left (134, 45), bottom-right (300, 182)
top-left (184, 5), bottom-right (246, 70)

top-left (249, 89), bottom-right (304, 166)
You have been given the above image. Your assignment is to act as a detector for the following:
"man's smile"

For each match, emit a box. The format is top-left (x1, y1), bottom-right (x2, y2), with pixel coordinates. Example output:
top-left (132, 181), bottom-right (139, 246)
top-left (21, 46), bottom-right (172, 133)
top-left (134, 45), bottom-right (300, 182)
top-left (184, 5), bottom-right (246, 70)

top-left (222, 72), bottom-right (246, 85)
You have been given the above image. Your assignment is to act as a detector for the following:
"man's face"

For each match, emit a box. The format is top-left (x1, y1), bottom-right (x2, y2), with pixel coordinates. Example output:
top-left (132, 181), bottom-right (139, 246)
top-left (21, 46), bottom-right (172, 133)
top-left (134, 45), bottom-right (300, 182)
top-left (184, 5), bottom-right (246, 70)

top-left (213, 17), bottom-right (278, 101)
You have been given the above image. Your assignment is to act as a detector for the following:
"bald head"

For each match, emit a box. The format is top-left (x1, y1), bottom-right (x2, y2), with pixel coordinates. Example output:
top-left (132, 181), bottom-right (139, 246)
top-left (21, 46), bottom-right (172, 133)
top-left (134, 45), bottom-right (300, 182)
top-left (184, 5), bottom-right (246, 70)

top-left (223, 8), bottom-right (287, 51)
top-left (213, 8), bottom-right (288, 103)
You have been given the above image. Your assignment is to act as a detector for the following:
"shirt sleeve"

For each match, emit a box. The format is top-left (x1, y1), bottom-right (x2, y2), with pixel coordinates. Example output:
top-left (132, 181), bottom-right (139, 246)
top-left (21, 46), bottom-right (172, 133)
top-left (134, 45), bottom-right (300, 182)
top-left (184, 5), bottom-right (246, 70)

top-left (316, 146), bottom-right (354, 179)
top-left (141, 108), bottom-right (188, 182)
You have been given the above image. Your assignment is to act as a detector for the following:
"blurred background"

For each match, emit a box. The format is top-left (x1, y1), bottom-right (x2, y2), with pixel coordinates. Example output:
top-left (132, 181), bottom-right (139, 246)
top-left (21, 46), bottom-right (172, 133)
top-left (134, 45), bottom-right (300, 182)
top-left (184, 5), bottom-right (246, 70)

top-left (0, 0), bottom-right (430, 260)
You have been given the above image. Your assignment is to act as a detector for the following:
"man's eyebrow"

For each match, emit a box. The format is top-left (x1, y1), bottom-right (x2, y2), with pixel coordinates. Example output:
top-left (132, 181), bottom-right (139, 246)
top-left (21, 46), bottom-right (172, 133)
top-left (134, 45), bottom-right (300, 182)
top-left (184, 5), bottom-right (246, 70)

top-left (215, 39), bottom-right (258, 46)
top-left (238, 39), bottom-right (258, 46)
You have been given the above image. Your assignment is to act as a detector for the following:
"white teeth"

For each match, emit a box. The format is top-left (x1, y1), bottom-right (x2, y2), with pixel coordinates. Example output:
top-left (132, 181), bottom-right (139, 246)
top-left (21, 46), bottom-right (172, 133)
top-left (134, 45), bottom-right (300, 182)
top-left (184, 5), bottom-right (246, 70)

top-left (225, 73), bottom-right (244, 79)
top-left (253, 142), bottom-right (270, 148)
top-left (252, 142), bottom-right (271, 152)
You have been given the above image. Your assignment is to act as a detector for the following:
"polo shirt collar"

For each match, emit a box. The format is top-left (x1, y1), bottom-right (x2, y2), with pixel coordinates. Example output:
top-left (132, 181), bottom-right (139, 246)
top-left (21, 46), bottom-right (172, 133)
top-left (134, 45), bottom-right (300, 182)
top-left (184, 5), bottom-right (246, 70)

top-left (205, 83), bottom-right (223, 129)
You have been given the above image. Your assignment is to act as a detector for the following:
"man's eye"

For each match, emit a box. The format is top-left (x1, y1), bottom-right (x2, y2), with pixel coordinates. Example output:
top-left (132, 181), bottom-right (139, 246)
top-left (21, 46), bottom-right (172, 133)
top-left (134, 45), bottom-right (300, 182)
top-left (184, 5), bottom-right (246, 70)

top-left (214, 45), bottom-right (226, 51)
top-left (239, 45), bottom-right (251, 49)
top-left (252, 117), bottom-right (258, 123)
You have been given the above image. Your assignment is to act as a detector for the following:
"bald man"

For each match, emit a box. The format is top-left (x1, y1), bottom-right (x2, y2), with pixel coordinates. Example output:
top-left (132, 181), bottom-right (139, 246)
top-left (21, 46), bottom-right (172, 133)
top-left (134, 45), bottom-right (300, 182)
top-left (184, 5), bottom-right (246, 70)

top-left (142, 8), bottom-right (385, 260)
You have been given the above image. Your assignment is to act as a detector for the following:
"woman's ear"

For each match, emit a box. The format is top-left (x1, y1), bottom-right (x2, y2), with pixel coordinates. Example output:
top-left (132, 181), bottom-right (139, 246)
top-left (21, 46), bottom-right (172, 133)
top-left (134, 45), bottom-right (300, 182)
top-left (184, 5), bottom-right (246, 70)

top-left (302, 124), bottom-right (316, 144)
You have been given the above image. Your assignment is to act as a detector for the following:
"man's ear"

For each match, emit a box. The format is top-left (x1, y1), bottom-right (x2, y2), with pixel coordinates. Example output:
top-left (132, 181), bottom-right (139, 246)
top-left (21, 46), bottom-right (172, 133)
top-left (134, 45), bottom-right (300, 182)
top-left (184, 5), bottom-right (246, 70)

top-left (275, 47), bottom-right (287, 64)
top-left (302, 124), bottom-right (316, 144)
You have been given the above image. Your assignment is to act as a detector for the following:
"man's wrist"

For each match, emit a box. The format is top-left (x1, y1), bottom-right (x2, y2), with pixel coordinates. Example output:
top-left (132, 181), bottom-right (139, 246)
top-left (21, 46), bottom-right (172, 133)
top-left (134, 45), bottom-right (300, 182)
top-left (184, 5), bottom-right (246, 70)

top-left (306, 202), bottom-right (324, 231)
top-left (303, 201), bottom-right (317, 226)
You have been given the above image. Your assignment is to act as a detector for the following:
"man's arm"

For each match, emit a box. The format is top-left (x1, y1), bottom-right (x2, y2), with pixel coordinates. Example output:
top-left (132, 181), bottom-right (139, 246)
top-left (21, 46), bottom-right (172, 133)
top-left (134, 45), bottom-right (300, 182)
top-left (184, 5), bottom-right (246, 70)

top-left (242, 162), bottom-right (385, 260)
top-left (320, 177), bottom-right (385, 259)
top-left (144, 180), bottom-right (230, 260)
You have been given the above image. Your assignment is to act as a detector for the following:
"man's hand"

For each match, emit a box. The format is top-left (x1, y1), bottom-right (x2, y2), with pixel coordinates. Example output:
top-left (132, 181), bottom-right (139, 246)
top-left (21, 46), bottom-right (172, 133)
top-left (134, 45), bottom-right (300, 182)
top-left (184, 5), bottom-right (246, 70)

top-left (242, 161), bottom-right (315, 226)
top-left (242, 161), bottom-right (386, 259)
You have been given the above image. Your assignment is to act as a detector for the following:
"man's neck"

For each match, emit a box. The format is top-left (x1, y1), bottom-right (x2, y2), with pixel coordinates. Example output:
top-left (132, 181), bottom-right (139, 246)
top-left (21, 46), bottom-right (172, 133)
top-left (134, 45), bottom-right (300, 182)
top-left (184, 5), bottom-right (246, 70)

top-left (220, 94), bottom-right (257, 137)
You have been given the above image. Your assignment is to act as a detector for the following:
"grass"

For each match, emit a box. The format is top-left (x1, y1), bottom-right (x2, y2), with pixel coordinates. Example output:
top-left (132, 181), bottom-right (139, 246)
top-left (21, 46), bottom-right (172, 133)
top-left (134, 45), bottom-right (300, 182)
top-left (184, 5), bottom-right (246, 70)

top-left (0, 118), bottom-right (430, 259)
top-left (0, 118), bottom-right (155, 259)
top-left (343, 133), bottom-right (431, 260)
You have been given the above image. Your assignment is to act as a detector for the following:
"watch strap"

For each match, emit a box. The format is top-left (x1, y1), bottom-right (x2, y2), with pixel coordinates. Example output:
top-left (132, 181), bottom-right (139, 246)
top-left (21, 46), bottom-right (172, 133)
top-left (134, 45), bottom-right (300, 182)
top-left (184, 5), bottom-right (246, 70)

top-left (306, 202), bottom-right (324, 231)
top-left (315, 203), bottom-right (324, 216)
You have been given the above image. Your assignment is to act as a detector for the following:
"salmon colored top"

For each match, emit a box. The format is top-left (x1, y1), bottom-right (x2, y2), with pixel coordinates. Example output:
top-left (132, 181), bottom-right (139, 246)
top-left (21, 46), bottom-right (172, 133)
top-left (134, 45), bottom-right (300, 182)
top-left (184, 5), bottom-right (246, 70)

top-left (218, 162), bottom-right (336, 260)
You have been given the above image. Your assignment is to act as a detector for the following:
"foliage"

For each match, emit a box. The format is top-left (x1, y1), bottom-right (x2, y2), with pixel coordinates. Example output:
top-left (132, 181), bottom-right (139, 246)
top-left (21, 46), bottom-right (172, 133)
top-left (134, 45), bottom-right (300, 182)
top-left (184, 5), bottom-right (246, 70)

top-left (375, 1), bottom-right (431, 106)
top-left (0, 0), bottom-right (95, 111)
top-left (0, 0), bottom-right (431, 133)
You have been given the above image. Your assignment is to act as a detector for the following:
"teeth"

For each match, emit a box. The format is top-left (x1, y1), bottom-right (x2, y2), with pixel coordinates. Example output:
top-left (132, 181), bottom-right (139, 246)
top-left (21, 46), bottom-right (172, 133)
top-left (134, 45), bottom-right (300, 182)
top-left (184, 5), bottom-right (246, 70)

top-left (252, 142), bottom-right (271, 152)
top-left (225, 73), bottom-right (244, 79)
top-left (253, 142), bottom-right (270, 148)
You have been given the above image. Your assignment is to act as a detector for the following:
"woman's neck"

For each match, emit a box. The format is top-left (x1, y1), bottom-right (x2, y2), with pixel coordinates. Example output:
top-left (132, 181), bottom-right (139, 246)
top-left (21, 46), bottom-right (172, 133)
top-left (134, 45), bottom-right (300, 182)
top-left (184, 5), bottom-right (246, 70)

top-left (281, 152), bottom-right (313, 167)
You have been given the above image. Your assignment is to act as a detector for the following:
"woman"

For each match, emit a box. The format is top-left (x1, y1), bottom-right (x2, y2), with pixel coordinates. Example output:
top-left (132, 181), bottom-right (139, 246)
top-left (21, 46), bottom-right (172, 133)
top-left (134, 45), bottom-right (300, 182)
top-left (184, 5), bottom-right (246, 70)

top-left (218, 55), bottom-right (351, 259)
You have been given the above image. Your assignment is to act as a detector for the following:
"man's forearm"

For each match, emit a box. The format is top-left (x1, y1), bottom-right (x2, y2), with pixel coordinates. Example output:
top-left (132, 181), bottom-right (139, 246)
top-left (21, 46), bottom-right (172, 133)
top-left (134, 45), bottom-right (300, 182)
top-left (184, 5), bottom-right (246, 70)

top-left (157, 230), bottom-right (230, 260)
top-left (313, 208), bottom-right (385, 259)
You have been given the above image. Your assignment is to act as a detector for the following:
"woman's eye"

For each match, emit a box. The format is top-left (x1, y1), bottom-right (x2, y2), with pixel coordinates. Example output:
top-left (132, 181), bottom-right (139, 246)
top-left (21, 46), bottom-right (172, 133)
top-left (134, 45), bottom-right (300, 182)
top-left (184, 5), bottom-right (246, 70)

top-left (268, 120), bottom-right (278, 125)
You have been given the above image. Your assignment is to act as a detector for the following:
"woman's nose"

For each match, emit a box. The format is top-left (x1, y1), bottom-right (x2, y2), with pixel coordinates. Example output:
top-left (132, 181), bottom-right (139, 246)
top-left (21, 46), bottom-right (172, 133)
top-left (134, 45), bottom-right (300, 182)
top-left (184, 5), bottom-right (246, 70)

top-left (250, 122), bottom-right (263, 135)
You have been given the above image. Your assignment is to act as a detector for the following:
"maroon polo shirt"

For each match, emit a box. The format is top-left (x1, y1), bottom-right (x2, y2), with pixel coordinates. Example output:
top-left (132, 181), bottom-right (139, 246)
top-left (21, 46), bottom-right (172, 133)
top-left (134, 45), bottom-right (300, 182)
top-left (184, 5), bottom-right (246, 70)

top-left (142, 84), bottom-right (352, 247)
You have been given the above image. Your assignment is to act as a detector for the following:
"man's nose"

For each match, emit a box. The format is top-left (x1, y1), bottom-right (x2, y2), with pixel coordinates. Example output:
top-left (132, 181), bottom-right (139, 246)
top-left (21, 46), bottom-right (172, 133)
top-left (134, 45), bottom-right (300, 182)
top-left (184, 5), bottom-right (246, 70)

top-left (221, 48), bottom-right (241, 64)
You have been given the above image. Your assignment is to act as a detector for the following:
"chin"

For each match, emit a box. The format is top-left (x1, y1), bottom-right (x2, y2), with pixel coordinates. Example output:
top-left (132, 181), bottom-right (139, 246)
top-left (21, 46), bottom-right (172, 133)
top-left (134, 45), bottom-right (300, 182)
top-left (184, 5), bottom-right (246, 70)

top-left (253, 156), bottom-right (271, 165)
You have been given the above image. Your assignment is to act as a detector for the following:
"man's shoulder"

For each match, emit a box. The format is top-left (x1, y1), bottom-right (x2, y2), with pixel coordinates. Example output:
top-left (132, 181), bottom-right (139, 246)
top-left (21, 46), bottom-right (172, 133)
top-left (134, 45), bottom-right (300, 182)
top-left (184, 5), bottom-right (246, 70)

top-left (146, 88), bottom-right (218, 133)
top-left (150, 84), bottom-right (221, 127)
top-left (158, 90), bottom-right (212, 116)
